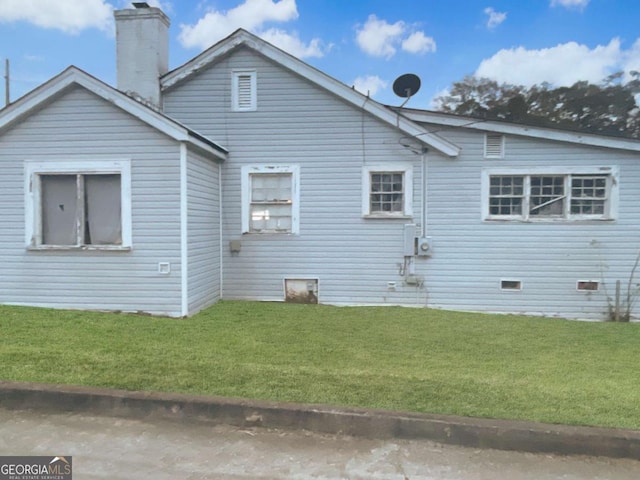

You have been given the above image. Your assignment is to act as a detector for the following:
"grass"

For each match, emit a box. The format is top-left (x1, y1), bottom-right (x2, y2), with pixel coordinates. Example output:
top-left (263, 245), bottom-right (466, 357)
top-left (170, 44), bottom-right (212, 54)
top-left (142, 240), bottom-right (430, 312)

top-left (0, 301), bottom-right (639, 430)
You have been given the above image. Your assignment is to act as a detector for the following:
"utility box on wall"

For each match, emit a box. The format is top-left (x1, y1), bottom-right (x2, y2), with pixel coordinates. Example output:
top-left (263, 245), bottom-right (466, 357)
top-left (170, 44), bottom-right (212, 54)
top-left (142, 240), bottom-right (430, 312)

top-left (416, 237), bottom-right (432, 257)
top-left (403, 224), bottom-right (418, 256)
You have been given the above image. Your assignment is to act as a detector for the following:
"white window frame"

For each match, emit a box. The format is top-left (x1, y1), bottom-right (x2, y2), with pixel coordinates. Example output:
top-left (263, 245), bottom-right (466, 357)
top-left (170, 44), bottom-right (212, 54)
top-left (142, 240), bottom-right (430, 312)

top-left (484, 133), bottom-right (505, 159)
top-left (25, 159), bottom-right (132, 250)
top-left (241, 165), bottom-right (300, 235)
top-left (362, 164), bottom-right (413, 218)
top-left (232, 70), bottom-right (257, 112)
top-left (481, 166), bottom-right (618, 222)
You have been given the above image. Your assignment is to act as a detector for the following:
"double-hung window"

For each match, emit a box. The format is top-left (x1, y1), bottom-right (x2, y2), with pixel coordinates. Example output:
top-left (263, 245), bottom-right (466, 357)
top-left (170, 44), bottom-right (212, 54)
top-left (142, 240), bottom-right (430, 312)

top-left (241, 165), bottom-right (300, 234)
top-left (482, 167), bottom-right (618, 221)
top-left (25, 160), bottom-right (132, 249)
top-left (362, 165), bottom-right (413, 218)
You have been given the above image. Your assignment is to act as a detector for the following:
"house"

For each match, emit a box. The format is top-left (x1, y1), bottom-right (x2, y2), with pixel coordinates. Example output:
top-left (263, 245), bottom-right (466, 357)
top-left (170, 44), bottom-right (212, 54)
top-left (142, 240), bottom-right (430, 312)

top-left (1, 4), bottom-right (639, 320)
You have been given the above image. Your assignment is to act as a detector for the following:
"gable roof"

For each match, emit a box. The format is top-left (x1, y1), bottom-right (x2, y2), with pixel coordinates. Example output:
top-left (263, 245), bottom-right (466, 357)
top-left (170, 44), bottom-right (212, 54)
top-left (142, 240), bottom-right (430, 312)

top-left (161, 29), bottom-right (460, 158)
top-left (0, 66), bottom-right (228, 161)
top-left (397, 108), bottom-right (640, 153)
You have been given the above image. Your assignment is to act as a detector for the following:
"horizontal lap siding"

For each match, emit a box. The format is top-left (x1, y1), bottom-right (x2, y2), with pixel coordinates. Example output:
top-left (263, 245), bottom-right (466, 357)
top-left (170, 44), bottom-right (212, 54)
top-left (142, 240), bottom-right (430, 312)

top-left (0, 86), bottom-right (183, 316)
top-left (187, 150), bottom-right (221, 313)
top-left (164, 48), bottom-right (425, 305)
top-left (421, 126), bottom-right (640, 319)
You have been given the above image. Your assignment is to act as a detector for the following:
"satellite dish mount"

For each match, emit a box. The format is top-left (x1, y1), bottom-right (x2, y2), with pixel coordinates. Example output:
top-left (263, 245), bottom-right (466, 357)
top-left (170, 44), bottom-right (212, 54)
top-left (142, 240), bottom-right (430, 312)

top-left (392, 73), bottom-right (421, 108)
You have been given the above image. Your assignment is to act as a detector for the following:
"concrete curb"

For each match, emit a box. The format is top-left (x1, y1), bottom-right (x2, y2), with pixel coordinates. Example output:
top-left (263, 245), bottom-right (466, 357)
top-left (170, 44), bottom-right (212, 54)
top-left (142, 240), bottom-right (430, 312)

top-left (1, 381), bottom-right (639, 460)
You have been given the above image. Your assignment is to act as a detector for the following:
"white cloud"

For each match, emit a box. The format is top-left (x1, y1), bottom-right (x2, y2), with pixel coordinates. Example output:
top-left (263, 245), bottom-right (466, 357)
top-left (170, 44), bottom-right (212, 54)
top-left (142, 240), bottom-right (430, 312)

top-left (550, 0), bottom-right (590, 9)
top-left (0, 0), bottom-right (113, 34)
top-left (484, 7), bottom-right (507, 29)
top-left (178, 0), bottom-right (326, 59)
top-left (355, 15), bottom-right (405, 59)
top-left (623, 39), bottom-right (640, 81)
top-left (260, 28), bottom-right (325, 58)
top-left (475, 39), bottom-right (624, 87)
top-left (402, 32), bottom-right (436, 55)
top-left (352, 75), bottom-right (388, 97)
top-left (356, 14), bottom-right (436, 59)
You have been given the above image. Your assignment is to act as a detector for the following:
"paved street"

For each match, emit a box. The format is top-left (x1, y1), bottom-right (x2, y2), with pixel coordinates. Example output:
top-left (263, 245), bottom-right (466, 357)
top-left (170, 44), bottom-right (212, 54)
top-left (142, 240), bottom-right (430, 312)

top-left (0, 408), bottom-right (638, 479)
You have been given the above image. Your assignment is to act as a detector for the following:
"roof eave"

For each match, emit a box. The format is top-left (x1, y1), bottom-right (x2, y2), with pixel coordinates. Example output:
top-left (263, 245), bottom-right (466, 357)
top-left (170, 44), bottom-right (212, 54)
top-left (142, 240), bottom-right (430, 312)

top-left (400, 109), bottom-right (640, 153)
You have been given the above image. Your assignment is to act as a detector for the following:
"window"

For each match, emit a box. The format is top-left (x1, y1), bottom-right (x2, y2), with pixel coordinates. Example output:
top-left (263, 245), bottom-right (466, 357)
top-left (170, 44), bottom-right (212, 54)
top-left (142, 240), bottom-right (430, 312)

top-left (241, 165), bottom-right (300, 234)
top-left (482, 167), bottom-right (618, 221)
top-left (484, 133), bottom-right (505, 158)
top-left (362, 165), bottom-right (413, 217)
top-left (232, 70), bottom-right (257, 111)
top-left (25, 160), bottom-right (132, 249)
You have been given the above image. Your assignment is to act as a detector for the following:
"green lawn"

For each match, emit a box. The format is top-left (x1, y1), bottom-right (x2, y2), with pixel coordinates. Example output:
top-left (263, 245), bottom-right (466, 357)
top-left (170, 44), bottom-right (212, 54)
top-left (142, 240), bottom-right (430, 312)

top-left (0, 301), bottom-right (638, 430)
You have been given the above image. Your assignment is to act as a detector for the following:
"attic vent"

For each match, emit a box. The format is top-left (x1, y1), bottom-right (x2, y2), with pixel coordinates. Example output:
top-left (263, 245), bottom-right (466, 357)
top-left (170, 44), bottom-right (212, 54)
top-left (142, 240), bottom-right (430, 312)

top-left (484, 133), bottom-right (505, 158)
top-left (232, 70), bottom-right (257, 111)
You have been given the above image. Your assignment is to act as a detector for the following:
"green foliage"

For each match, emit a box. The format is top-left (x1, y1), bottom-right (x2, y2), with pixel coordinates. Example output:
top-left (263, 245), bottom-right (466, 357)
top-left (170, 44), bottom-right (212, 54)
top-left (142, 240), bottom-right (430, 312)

top-left (1, 302), bottom-right (639, 429)
top-left (434, 72), bottom-right (640, 138)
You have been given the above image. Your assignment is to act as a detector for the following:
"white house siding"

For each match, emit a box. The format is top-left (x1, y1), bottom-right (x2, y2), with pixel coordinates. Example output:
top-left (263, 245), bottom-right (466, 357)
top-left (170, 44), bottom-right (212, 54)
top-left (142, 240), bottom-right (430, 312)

top-left (162, 46), bottom-right (640, 319)
top-left (415, 125), bottom-right (640, 320)
top-left (163, 47), bottom-right (429, 306)
top-left (187, 148), bottom-right (221, 313)
top-left (0, 86), bottom-right (185, 316)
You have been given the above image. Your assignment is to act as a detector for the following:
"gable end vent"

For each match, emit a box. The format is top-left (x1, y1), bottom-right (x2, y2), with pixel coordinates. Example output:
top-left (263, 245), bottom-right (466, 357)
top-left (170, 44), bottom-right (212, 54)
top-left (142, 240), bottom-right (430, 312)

top-left (485, 133), bottom-right (505, 158)
top-left (232, 71), bottom-right (257, 111)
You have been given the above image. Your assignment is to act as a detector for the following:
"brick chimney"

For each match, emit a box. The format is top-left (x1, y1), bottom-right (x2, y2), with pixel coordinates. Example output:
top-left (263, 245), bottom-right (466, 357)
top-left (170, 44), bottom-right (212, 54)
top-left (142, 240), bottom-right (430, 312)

top-left (114, 3), bottom-right (169, 107)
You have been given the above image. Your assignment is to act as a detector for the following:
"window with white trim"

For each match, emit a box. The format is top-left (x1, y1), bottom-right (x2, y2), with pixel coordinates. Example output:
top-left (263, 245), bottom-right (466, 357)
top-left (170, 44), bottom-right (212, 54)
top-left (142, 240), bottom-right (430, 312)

top-left (232, 70), bottom-right (257, 111)
top-left (25, 160), bottom-right (132, 249)
top-left (362, 165), bottom-right (413, 217)
top-left (241, 165), bottom-right (300, 234)
top-left (482, 167), bottom-right (618, 221)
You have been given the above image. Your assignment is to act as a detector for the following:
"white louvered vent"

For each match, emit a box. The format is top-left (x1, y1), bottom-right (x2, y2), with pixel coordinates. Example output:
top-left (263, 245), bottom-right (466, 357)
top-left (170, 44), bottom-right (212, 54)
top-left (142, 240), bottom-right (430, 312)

top-left (232, 71), bottom-right (256, 111)
top-left (484, 133), bottom-right (505, 158)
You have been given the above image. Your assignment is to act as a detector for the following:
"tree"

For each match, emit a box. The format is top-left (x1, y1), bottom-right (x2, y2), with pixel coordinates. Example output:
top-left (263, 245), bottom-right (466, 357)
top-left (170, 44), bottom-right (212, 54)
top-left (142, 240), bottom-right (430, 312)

top-left (434, 73), bottom-right (640, 139)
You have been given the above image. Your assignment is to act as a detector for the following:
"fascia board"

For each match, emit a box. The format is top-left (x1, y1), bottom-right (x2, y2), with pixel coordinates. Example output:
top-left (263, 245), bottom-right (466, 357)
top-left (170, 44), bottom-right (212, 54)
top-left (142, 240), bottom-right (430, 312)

top-left (403, 110), bottom-right (640, 153)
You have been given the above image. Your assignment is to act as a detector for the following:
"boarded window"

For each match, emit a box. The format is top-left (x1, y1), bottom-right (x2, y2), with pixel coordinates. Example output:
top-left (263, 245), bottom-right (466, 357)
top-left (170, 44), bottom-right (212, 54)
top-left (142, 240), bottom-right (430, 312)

top-left (39, 173), bottom-right (122, 246)
top-left (41, 175), bottom-right (78, 245)
top-left (249, 173), bottom-right (293, 233)
top-left (85, 175), bottom-right (122, 245)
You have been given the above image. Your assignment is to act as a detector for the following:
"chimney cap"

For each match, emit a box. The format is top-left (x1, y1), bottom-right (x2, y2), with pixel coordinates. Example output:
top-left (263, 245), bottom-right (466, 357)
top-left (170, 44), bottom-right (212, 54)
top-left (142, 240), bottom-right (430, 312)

top-left (132, 2), bottom-right (150, 8)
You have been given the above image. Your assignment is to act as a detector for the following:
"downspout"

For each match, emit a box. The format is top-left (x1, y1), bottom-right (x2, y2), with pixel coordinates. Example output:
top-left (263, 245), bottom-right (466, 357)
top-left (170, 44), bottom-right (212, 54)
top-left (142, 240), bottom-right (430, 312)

top-left (219, 162), bottom-right (223, 301)
top-left (180, 143), bottom-right (189, 317)
top-left (421, 148), bottom-right (428, 237)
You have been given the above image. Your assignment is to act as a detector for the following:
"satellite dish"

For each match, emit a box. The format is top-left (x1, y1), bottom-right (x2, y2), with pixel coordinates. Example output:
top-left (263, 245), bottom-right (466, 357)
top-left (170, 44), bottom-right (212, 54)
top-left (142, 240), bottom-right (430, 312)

top-left (393, 73), bottom-right (421, 99)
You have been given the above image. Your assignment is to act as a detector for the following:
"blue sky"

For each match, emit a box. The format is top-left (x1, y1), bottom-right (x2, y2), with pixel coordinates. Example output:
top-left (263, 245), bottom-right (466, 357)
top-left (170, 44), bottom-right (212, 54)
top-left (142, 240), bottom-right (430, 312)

top-left (1, 0), bottom-right (640, 109)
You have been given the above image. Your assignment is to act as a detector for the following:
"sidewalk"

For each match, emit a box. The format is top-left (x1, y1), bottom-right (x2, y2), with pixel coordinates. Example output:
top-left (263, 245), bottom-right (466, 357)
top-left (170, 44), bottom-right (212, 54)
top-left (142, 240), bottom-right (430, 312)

top-left (1, 380), bottom-right (639, 460)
